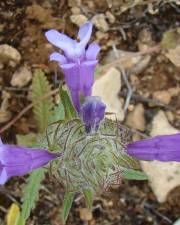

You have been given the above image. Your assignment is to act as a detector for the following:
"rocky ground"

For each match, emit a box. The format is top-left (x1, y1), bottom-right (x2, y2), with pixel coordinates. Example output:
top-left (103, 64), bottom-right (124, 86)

top-left (0, 0), bottom-right (180, 224)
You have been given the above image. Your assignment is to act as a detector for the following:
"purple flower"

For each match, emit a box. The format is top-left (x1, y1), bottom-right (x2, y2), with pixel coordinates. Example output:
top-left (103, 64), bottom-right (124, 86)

top-left (45, 22), bottom-right (100, 112)
top-left (0, 138), bottom-right (60, 185)
top-left (127, 133), bottom-right (180, 162)
top-left (81, 96), bottom-right (106, 133)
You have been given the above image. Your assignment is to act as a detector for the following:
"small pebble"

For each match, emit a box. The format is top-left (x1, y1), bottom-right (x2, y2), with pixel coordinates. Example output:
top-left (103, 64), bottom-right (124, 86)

top-left (79, 208), bottom-right (92, 221)
top-left (68, 0), bottom-right (81, 7)
top-left (11, 65), bottom-right (32, 87)
top-left (105, 11), bottom-right (115, 24)
top-left (153, 90), bottom-right (171, 105)
top-left (0, 44), bottom-right (21, 66)
top-left (92, 14), bottom-right (109, 32)
top-left (70, 14), bottom-right (88, 27)
top-left (95, 31), bottom-right (109, 41)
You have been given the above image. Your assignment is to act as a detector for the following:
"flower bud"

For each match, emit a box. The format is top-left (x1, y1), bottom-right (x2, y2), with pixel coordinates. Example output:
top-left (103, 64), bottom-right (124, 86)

top-left (80, 96), bottom-right (106, 133)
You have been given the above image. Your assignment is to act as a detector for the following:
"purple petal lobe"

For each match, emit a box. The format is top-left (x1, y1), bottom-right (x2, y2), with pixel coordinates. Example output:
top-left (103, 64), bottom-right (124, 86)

top-left (0, 168), bottom-right (7, 185)
top-left (86, 43), bottom-right (100, 60)
top-left (50, 52), bottom-right (67, 64)
top-left (77, 22), bottom-right (93, 51)
top-left (64, 22), bottom-right (93, 61)
top-left (0, 142), bottom-right (60, 185)
top-left (127, 133), bottom-right (180, 162)
top-left (78, 22), bottom-right (93, 42)
top-left (61, 63), bottom-right (77, 70)
top-left (80, 96), bottom-right (106, 133)
top-left (45, 29), bottom-right (74, 52)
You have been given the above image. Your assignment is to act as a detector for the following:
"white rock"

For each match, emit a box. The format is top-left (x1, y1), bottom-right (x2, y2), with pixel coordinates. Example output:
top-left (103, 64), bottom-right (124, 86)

top-left (92, 67), bottom-right (124, 121)
top-left (10, 66), bottom-right (32, 87)
top-left (165, 111), bottom-right (174, 123)
top-left (150, 111), bottom-right (178, 136)
top-left (92, 14), bottom-right (109, 32)
top-left (0, 44), bottom-right (21, 66)
top-left (165, 45), bottom-right (180, 67)
top-left (141, 111), bottom-right (180, 202)
top-left (70, 14), bottom-right (88, 27)
top-left (126, 103), bottom-right (145, 131)
top-left (173, 219), bottom-right (180, 225)
top-left (103, 49), bottom-right (150, 73)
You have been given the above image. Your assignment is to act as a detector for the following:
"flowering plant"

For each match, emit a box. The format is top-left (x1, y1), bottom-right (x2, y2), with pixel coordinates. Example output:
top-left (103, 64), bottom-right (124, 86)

top-left (1, 22), bottom-right (180, 224)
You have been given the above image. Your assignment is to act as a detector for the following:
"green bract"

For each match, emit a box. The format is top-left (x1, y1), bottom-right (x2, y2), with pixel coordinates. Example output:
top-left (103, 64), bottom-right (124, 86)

top-left (40, 118), bottom-right (140, 193)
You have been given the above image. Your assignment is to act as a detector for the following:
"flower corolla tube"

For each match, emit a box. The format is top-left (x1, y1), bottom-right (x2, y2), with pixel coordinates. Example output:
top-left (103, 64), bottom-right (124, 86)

top-left (127, 133), bottom-right (180, 162)
top-left (0, 138), bottom-right (60, 185)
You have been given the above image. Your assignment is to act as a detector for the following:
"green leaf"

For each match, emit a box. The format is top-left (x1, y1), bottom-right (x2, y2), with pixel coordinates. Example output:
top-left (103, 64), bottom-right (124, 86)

top-left (83, 188), bottom-right (93, 209)
top-left (60, 87), bottom-right (77, 120)
top-left (17, 169), bottom-right (45, 225)
top-left (49, 102), bottom-right (65, 123)
top-left (16, 133), bottom-right (37, 147)
top-left (61, 192), bottom-right (74, 224)
top-left (31, 69), bottom-right (54, 133)
top-left (122, 169), bottom-right (148, 180)
top-left (14, 215), bottom-right (24, 225)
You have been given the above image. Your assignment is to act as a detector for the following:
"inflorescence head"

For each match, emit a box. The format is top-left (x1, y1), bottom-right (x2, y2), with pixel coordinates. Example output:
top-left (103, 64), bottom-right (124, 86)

top-left (41, 118), bottom-right (137, 193)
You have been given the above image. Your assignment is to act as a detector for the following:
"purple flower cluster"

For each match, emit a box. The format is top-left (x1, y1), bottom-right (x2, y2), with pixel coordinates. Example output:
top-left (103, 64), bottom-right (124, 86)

top-left (0, 22), bottom-right (105, 185)
top-left (45, 21), bottom-right (180, 162)
top-left (0, 21), bottom-right (179, 186)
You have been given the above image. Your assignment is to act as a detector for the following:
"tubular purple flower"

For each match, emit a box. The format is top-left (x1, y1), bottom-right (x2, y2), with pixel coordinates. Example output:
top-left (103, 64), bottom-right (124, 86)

top-left (0, 139), bottom-right (60, 185)
top-left (81, 96), bottom-right (106, 133)
top-left (45, 22), bottom-right (100, 112)
top-left (127, 133), bottom-right (180, 162)
top-left (61, 60), bottom-right (98, 111)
